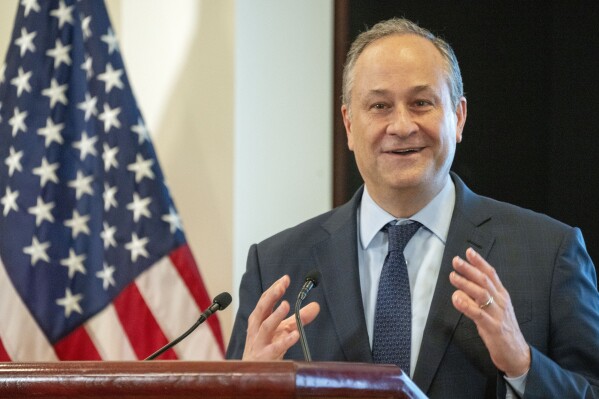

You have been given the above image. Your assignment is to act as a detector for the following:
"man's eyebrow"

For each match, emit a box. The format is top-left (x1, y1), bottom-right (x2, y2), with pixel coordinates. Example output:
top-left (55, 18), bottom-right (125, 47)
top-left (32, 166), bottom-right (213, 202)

top-left (409, 85), bottom-right (436, 95)
top-left (364, 89), bottom-right (391, 97)
top-left (364, 85), bottom-right (438, 97)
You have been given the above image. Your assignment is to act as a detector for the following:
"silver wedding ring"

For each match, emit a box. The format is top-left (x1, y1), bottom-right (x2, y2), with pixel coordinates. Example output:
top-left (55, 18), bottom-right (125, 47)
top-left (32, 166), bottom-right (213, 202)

top-left (479, 295), bottom-right (494, 309)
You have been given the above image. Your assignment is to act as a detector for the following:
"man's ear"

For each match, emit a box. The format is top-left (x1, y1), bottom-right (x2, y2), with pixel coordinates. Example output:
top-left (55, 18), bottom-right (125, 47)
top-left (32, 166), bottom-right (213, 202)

top-left (455, 97), bottom-right (467, 143)
top-left (341, 104), bottom-right (354, 150)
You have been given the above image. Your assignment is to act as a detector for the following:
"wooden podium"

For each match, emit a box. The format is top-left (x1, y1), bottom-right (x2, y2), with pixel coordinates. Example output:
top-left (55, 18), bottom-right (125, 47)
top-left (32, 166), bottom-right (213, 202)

top-left (0, 361), bottom-right (427, 398)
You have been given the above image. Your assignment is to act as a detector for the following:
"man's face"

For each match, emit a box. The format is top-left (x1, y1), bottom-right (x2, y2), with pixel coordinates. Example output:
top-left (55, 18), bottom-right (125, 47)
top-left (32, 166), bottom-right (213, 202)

top-left (342, 34), bottom-right (467, 205)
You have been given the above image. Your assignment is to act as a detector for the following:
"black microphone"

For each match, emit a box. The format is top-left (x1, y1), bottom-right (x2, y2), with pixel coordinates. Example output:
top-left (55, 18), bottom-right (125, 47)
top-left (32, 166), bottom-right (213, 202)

top-left (145, 292), bottom-right (232, 360)
top-left (294, 269), bottom-right (321, 361)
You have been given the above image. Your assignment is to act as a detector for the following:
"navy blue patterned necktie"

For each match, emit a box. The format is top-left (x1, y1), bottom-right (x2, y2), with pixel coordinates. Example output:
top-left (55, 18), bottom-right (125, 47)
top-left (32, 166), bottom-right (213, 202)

top-left (372, 221), bottom-right (421, 374)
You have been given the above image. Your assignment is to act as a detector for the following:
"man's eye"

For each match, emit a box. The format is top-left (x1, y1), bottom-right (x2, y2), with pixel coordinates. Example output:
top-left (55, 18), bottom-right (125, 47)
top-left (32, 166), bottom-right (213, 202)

top-left (372, 103), bottom-right (387, 110)
top-left (415, 100), bottom-right (432, 107)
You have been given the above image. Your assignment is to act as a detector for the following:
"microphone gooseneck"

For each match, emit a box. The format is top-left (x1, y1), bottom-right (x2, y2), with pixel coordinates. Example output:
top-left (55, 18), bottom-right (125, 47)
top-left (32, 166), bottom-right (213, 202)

top-left (295, 269), bottom-right (321, 362)
top-left (145, 291), bottom-right (232, 360)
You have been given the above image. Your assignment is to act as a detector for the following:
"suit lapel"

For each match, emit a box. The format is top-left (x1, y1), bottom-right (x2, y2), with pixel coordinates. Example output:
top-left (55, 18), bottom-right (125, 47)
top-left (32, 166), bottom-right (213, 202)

top-left (412, 174), bottom-right (495, 392)
top-left (314, 187), bottom-right (373, 362)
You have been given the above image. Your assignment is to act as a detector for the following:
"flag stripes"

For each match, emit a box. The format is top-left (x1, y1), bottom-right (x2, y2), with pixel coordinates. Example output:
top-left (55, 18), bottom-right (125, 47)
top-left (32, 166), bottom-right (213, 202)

top-left (0, 244), bottom-right (221, 360)
top-left (113, 282), bottom-right (177, 360)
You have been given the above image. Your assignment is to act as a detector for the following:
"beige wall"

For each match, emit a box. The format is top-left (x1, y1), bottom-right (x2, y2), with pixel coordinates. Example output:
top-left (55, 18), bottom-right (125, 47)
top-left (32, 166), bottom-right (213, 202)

top-left (0, 1), bottom-right (18, 56)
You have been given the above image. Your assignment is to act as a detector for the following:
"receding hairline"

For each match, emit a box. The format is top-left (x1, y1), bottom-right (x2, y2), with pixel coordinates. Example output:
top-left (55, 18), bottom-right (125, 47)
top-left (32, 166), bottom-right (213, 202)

top-left (342, 18), bottom-right (464, 111)
top-left (346, 33), bottom-right (455, 107)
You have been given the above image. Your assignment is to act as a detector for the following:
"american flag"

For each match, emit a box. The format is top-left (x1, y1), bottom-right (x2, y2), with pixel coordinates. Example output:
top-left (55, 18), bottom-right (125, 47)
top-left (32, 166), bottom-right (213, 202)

top-left (0, 0), bottom-right (225, 360)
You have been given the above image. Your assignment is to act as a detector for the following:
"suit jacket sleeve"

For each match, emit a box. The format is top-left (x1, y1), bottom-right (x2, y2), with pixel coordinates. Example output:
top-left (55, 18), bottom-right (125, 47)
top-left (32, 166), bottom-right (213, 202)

top-left (225, 243), bottom-right (262, 359)
top-left (523, 227), bottom-right (599, 398)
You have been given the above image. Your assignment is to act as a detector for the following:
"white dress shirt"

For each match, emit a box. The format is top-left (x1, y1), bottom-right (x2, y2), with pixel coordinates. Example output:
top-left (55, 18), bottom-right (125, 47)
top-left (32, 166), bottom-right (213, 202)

top-left (357, 176), bottom-right (455, 377)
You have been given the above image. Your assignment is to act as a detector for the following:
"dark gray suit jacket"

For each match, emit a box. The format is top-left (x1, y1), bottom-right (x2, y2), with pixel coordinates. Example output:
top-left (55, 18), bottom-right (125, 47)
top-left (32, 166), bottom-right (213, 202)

top-left (227, 174), bottom-right (599, 398)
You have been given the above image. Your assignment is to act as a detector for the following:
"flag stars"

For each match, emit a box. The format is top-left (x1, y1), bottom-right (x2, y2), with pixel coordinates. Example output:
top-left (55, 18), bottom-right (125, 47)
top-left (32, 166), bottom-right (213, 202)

top-left (100, 222), bottom-right (117, 249)
top-left (20, 0), bottom-right (41, 17)
top-left (162, 206), bottom-right (183, 234)
top-left (37, 117), bottom-right (64, 147)
top-left (103, 183), bottom-right (118, 212)
top-left (67, 171), bottom-right (94, 199)
top-left (81, 15), bottom-right (92, 39)
top-left (101, 27), bottom-right (119, 54)
top-left (56, 288), bottom-right (83, 318)
top-left (5, 146), bottom-right (24, 176)
top-left (102, 143), bottom-right (119, 172)
top-left (1, 187), bottom-right (19, 216)
top-left (127, 154), bottom-right (155, 182)
top-left (42, 78), bottom-right (68, 108)
top-left (10, 67), bottom-right (32, 97)
top-left (23, 236), bottom-right (50, 266)
top-left (125, 233), bottom-right (149, 262)
top-left (97, 63), bottom-right (124, 93)
top-left (50, 0), bottom-right (74, 29)
top-left (27, 197), bottom-right (55, 226)
top-left (64, 210), bottom-right (90, 238)
top-left (60, 249), bottom-right (86, 278)
top-left (98, 103), bottom-right (121, 132)
top-left (8, 107), bottom-right (28, 136)
top-left (46, 39), bottom-right (71, 69)
top-left (77, 93), bottom-right (97, 121)
top-left (14, 27), bottom-right (37, 57)
top-left (33, 158), bottom-right (60, 187)
top-left (131, 117), bottom-right (150, 144)
top-left (127, 193), bottom-right (152, 222)
top-left (96, 263), bottom-right (116, 290)
top-left (81, 55), bottom-right (93, 79)
top-left (72, 131), bottom-right (98, 160)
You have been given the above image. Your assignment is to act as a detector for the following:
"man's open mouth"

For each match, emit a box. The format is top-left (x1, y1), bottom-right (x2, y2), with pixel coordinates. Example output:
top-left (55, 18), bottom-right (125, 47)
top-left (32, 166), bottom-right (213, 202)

top-left (389, 148), bottom-right (421, 154)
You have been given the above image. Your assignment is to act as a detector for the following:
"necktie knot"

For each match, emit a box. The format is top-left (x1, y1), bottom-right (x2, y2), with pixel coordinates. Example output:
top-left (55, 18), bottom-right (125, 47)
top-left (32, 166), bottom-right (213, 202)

top-left (387, 221), bottom-right (421, 254)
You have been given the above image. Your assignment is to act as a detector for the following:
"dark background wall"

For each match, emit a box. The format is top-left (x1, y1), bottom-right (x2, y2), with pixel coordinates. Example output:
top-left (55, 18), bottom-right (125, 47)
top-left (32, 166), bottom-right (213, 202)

top-left (333, 1), bottom-right (599, 272)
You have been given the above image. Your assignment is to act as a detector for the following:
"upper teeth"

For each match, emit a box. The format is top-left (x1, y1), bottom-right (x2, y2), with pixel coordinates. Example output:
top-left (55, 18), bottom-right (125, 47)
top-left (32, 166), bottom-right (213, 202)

top-left (393, 149), bottom-right (414, 153)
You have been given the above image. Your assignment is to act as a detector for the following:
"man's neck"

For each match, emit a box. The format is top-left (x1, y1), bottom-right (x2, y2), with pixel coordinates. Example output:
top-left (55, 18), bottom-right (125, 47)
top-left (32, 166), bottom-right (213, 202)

top-left (366, 176), bottom-right (449, 219)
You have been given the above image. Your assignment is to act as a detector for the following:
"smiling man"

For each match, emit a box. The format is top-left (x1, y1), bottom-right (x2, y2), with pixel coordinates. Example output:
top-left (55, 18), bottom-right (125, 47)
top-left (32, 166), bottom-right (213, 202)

top-left (227, 18), bottom-right (599, 398)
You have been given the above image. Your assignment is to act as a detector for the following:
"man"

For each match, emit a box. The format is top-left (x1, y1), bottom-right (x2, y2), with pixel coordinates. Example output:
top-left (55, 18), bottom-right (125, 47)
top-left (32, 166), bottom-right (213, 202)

top-left (227, 18), bottom-right (599, 398)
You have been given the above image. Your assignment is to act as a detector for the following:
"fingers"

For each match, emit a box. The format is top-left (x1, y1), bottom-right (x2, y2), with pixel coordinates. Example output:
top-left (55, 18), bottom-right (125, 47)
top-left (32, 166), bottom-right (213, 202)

top-left (450, 269), bottom-right (491, 310)
top-left (451, 248), bottom-right (501, 306)
top-left (268, 302), bottom-right (321, 341)
top-left (242, 276), bottom-right (321, 361)
top-left (253, 300), bottom-right (292, 348)
top-left (259, 302), bottom-right (320, 359)
top-left (449, 248), bottom-right (531, 376)
top-left (464, 248), bottom-right (504, 291)
top-left (450, 248), bottom-right (499, 324)
top-left (247, 275), bottom-right (290, 340)
top-left (250, 299), bottom-right (300, 360)
top-left (299, 301), bottom-right (321, 326)
top-left (451, 286), bottom-right (492, 324)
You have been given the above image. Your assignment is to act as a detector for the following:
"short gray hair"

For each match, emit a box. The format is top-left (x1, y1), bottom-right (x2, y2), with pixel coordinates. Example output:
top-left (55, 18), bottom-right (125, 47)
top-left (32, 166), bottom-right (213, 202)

top-left (342, 18), bottom-right (464, 111)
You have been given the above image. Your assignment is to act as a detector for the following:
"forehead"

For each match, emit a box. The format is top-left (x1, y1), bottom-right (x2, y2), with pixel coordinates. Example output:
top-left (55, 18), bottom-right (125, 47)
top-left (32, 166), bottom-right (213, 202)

top-left (353, 34), bottom-right (449, 93)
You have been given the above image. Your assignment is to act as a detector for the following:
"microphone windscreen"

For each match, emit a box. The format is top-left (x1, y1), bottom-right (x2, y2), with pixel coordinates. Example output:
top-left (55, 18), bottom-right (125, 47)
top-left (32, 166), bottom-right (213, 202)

top-left (214, 292), bottom-right (232, 310)
top-left (304, 269), bottom-right (321, 287)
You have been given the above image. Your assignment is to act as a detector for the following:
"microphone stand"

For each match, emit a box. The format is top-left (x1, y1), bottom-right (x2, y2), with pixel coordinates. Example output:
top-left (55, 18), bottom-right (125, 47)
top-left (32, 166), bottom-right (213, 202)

top-left (145, 292), bottom-right (231, 360)
top-left (294, 270), bottom-right (321, 362)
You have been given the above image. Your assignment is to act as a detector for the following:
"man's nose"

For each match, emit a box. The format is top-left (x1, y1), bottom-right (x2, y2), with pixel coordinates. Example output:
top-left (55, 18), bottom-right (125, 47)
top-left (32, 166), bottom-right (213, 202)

top-left (387, 106), bottom-right (417, 137)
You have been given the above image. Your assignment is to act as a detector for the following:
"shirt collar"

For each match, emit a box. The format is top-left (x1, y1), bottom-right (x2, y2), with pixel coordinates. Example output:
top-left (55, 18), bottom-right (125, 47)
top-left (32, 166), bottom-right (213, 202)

top-left (358, 176), bottom-right (456, 250)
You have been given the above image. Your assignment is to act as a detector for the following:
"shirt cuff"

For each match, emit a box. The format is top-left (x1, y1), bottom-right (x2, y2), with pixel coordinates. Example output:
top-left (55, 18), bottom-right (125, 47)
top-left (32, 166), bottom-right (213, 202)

top-left (503, 370), bottom-right (528, 398)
